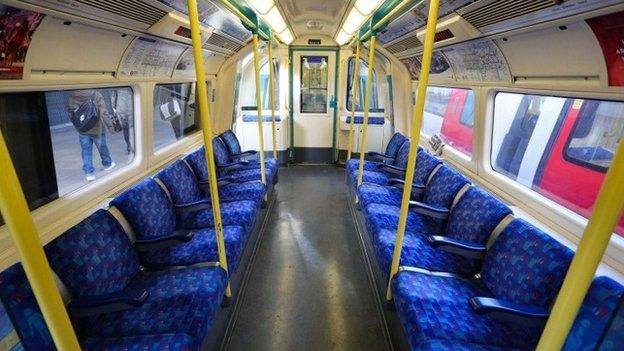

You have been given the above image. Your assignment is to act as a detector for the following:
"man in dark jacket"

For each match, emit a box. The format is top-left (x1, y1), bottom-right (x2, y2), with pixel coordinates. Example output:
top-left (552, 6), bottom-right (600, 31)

top-left (68, 89), bottom-right (115, 181)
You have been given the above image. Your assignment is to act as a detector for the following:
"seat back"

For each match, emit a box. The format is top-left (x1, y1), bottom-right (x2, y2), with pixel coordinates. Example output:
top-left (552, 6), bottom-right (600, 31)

top-left (563, 276), bottom-right (624, 350)
top-left (110, 178), bottom-right (177, 240)
top-left (445, 187), bottom-right (513, 244)
top-left (481, 218), bottom-right (573, 308)
top-left (219, 130), bottom-right (242, 155)
top-left (183, 147), bottom-right (208, 182)
top-left (212, 137), bottom-right (231, 167)
top-left (385, 133), bottom-right (407, 158)
top-left (155, 160), bottom-right (203, 204)
top-left (45, 209), bottom-right (140, 297)
top-left (0, 263), bottom-right (55, 350)
top-left (392, 140), bottom-right (411, 168)
top-left (413, 151), bottom-right (442, 186)
top-left (422, 165), bottom-right (470, 209)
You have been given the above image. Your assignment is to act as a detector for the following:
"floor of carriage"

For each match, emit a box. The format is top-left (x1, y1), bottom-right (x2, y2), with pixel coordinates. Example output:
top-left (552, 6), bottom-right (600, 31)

top-left (225, 165), bottom-right (391, 351)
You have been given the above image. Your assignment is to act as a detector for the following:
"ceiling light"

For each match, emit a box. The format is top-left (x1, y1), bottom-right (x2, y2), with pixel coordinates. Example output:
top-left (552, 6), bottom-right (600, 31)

top-left (342, 8), bottom-right (366, 35)
top-left (335, 29), bottom-right (350, 46)
top-left (248, 0), bottom-right (274, 15)
top-left (265, 6), bottom-right (287, 33)
top-left (278, 28), bottom-right (293, 44)
top-left (354, 0), bottom-right (383, 16)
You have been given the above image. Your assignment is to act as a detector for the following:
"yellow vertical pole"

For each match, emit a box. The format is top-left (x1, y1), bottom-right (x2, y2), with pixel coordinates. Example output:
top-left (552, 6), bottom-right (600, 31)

top-left (252, 34), bottom-right (268, 185)
top-left (537, 139), bottom-right (624, 349)
top-left (355, 36), bottom-right (377, 188)
top-left (386, 0), bottom-right (440, 301)
top-left (0, 136), bottom-right (80, 349)
top-left (346, 42), bottom-right (361, 161)
top-left (268, 38), bottom-right (278, 159)
top-left (188, 0), bottom-right (231, 297)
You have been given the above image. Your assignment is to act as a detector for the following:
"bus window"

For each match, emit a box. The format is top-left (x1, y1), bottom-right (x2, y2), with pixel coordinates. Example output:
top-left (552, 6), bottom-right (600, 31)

top-left (492, 92), bottom-right (624, 236)
top-left (423, 86), bottom-right (474, 156)
top-left (153, 82), bottom-right (200, 151)
top-left (346, 57), bottom-right (381, 112)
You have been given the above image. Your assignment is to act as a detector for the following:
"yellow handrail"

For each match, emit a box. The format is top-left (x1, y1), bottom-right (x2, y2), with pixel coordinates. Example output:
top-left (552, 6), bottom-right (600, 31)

top-left (346, 42), bottom-right (361, 161)
top-left (0, 132), bottom-right (81, 349)
top-left (268, 38), bottom-right (278, 159)
top-left (188, 0), bottom-right (231, 297)
top-left (537, 132), bottom-right (624, 349)
top-left (386, 0), bottom-right (440, 301)
top-left (355, 36), bottom-right (377, 189)
top-left (252, 34), bottom-right (268, 185)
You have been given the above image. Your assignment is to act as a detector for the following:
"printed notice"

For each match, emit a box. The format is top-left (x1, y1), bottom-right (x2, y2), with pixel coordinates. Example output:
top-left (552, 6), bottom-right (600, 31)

top-left (118, 37), bottom-right (186, 77)
top-left (442, 40), bottom-right (511, 82)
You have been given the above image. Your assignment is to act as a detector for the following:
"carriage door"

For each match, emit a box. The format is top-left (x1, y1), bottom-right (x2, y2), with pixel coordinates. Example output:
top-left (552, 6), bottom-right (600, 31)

top-left (292, 51), bottom-right (337, 163)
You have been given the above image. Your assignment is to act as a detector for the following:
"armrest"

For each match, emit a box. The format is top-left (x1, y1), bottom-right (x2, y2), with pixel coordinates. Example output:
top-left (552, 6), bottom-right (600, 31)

top-left (174, 199), bottom-right (212, 214)
top-left (388, 178), bottom-right (426, 196)
top-left (230, 150), bottom-right (258, 160)
top-left (469, 297), bottom-right (549, 328)
top-left (367, 151), bottom-right (394, 163)
top-left (134, 230), bottom-right (195, 251)
top-left (68, 289), bottom-right (149, 317)
top-left (427, 235), bottom-right (487, 259)
top-left (197, 176), bottom-right (237, 188)
top-left (408, 201), bottom-right (450, 219)
top-left (219, 160), bottom-right (250, 172)
top-left (377, 164), bottom-right (406, 176)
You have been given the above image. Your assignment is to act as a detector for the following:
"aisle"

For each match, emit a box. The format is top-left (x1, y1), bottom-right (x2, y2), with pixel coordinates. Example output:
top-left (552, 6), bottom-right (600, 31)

top-left (226, 166), bottom-right (390, 351)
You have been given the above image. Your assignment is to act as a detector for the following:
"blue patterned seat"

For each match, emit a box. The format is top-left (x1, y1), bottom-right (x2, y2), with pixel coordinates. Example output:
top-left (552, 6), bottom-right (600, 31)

top-left (155, 160), bottom-right (259, 231)
top-left (214, 136), bottom-right (277, 184)
top-left (346, 132), bottom-right (407, 173)
top-left (109, 179), bottom-right (247, 271)
top-left (81, 334), bottom-right (199, 351)
top-left (357, 150), bottom-right (442, 208)
top-left (392, 219), bottom-right (574, 349)
top-left (219, 129), bottom-right (279, 177)
top-left (349, 140), bottom-right (412, 188)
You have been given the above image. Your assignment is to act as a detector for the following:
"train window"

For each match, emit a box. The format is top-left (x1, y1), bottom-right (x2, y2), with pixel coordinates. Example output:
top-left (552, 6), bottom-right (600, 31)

top-left (492, 92), bottom-right (624, 236)
top-left (300, 56), bottom-right (328, 114)
top-left (422, 86), bottom-right (474, 156)
top-left (153, 82), bottom-right (200, 151)
top-left (346, 57), bottom-right (380, 112)
top-left (262, 59), bottom-right (280, 110)
top-left (0, 87), bottom-right (135, 223)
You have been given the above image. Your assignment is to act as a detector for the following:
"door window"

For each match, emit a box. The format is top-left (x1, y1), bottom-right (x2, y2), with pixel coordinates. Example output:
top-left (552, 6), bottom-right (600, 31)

top-left (300, 56), bottom-right (328, 114)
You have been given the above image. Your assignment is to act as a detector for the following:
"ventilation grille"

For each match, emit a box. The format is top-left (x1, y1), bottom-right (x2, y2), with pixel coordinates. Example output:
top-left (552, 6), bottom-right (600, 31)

top-left (463, 0), bottom-right (557, 29)
top-left (386, 35), bottom-right (422, 54)
top-left (204, 32), bottom-right (244, 53)
top-left (73, 0), bottom-right (167, 26)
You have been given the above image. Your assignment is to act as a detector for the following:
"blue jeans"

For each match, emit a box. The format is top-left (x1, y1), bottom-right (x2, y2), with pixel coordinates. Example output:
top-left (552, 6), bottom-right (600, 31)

top-left (79, 134), bottom-right (112, 174)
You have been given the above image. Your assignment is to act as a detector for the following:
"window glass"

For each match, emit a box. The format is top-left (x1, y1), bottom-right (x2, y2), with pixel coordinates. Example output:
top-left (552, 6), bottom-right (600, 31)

top-left (346, 57), bottom-right (381, 112)
top-left (0, 87), bottom-right (135, 223)
top-left (153, 82), bottom-right (199, 151)
top-left (422, 86), bottom-right (474, 156)
top-left (239, 60), bottom-right (280, 110)
top-left (300, 56), bottom-right (328, 114)
top-left (261, 59), bottom-right (280, 110)
top-left (492, 92), bottom-right (624, 236)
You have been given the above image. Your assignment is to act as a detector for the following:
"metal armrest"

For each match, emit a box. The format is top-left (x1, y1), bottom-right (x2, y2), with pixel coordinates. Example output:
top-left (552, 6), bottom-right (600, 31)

top-left (408, 201), bottom-right (450, 219)
top-left (367, 151), bottom-right (394, 163)
top-left (68, 289), bottom-right (149, 317)
top-left (134, 230), bottom-right (195, 251)
top-left (388, 178), bottom-right (426, 196)
top-left (469, 297), bottom-right (549, 328)
top-left (377, 164), bottom-right (406, 176)
top-left (174, 199), bottom-right (212, 214)
top-left (427, 235), bottom-right (487, 259)
top-left (219, 160), bottom-right (250, 172)
top-left (230, 150), bottom-right (258, 160)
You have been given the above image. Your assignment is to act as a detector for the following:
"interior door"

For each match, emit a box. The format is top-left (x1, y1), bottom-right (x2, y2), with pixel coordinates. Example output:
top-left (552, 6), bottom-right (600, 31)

top-left (292, 51), bottom-right (336, 163)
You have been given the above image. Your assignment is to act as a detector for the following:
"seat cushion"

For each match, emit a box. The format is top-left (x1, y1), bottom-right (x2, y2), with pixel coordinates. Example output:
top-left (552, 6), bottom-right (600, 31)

top-left (374, 229), bottom-right (478, 277)
top-left (415, 340), bottom-right (520, 351)
top-left (82, 333), bottom-right (198, 351)
top-left (413, 151), bottom-right (442, 186)
top-left (178, 200), bottom-right (258, 232)
top-left (156, 159), bottom-right (203, 204)
top-left (357, 183), bottom-right (404, 208)
top-left (225, 167), bottom-right (275, 184)
top-left (364, 203), bottom-right (439, 236)
top-left (349, 169), bottom-right (391, 187)
top-left (217, 181), bottom-right (266, 205)
top-left (422, 165), bottom-right (470, 209)
top-left (392, 271), bottom-right (541, 349)
top-left (346, 159), bottom-right (382, 173)
top-left (139, 225), bottom-right (246, 273)
top-left (82, 266), bottom-right (227, 339)
top-left (219, 130), bottom-right (242, 154)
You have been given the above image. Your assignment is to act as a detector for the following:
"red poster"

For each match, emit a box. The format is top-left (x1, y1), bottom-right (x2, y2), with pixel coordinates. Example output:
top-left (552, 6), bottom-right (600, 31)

top-left (0, 6), bottom-right (45, 80)
top-left (587, 11), bottom-right (624, 86)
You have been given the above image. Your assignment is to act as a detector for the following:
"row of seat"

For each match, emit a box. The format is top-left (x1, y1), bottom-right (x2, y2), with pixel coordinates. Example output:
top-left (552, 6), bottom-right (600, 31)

top-left (348, 132), bottom-right (623, 350)
top-left (0, 130), bottom-right (277, 350)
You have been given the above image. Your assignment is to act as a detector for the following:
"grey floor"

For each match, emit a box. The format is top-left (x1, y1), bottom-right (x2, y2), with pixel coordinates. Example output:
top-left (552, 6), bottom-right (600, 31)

top-left (227, 166), bottom-right (390, 351)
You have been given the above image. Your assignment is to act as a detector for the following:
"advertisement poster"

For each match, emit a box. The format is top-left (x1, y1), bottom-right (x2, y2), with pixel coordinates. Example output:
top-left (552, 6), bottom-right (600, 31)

top-left (401, 52), bottom-right (455, 81)
top-left (442, 39), bottom-right (511, 82)
top-left (174, 47), bottom-right (217, 75)
top-left (0, 6), bottom-right (45, 80)
top-left (118, 37), bottom-right (186, 77)
top-left (587, 11), bottom-right (624, 86)
top-left (401, 56), bottom-right (422, 80)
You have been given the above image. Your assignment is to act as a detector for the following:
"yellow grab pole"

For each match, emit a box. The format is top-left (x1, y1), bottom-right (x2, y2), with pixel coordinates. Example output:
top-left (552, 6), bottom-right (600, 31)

top-left (0, 136), bottom-right (80, 349)
top-left (355, 36), bottom-right (377, 188)
top-left (537, 137), bottom-right (624, 349)
top-left (346, 42), bottom-right (361, 161)
top-left (188, 0), bottom-right (231, 297)
top-left (268, 38), bottom-right (278, 159)
top-left (386, 0), bottom-right (440, 301)
top-left (252, 34), bottom-right (268, 185)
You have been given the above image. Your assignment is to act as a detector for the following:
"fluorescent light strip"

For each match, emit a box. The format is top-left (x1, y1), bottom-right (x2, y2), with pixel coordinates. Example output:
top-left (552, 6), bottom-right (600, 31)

top-left (335, 0), bottom-right (384, 45)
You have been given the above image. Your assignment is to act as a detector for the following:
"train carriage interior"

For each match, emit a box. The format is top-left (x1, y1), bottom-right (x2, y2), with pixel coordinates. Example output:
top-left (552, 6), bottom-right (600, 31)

top-left (0, 0), bottom-right (623, 350)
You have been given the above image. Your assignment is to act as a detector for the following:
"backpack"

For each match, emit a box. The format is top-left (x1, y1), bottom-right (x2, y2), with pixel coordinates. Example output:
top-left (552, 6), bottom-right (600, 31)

top-left (70, 93), bottom-right (100, 133)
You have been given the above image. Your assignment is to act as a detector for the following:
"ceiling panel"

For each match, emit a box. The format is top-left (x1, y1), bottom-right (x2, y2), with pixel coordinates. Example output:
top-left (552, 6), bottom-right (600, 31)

top-left (277, 0), bottom-right (353, 37)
